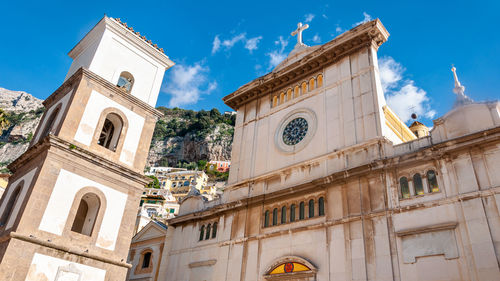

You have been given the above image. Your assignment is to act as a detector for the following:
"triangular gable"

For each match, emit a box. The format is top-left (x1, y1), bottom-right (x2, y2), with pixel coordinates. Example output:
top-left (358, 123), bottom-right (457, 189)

top-left (132, 220), bottom-right (168, 243)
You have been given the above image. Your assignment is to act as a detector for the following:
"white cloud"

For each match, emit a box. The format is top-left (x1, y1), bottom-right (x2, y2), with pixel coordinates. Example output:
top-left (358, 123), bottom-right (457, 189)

top-left (312, 34), bottom-right (321, 43)
top-left (267, 36), bottom-right (288, 69)
top-left (379, 56), bottom-right (436, 123)
top-left (245, 36), bottom-right (263, 52)
top-left (353, 12), bottom-right (373, 27)
top-left (164, 63), bottom-right (217, 107)
top-left (212, 33), bottom-right (263, 54)
top-left (304, 13), bottom-right (315, 23)
top-left (335, 26), bottom-right (343, 33)
top-left (322, 14), bottom-right (328, 19)
top-left (211, 35), bottom-right (221, 54)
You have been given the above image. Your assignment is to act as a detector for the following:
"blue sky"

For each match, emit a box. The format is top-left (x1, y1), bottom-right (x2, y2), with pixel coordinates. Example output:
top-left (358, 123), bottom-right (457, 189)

top-left (1, 0), bottom-right (498, 126)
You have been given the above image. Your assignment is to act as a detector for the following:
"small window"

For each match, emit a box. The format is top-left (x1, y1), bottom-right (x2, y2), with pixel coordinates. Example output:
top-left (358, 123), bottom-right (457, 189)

top-left (294, 86), bottom-right (300, 98)
top-left (98, 113), bottom-right (123, 151)
top-left (301, 82), bottom-right (307, 95)
top-left (71, 193), bottom-right (100, 236)
top-left (41, 107), bottom-right (60, 139)
top-left (279, 92), bottom-right (285, 104)
top-left (205, 224), bottom-right (211, 240)
top-left (290, 204), bottom-right (296, 222)
top-left (272, 96), bottom-right (278, 107)
top-left (264, 210), bottom-right (270, 227)
top-left (308, 199), bottom-right (315, 218)
top-left (413, 173), bottom-right (424, 195)
top-left (299, 202), bottom-right (305, 220)
top-left (272, 208), bottom-right (278, 226)
top-left (212, 222), bottom-right (218, 238)
top-left (117, 71), bottom-right (134, 93)
top-left (281, 206), bottom-right (286, 224)
top-left (427, 170), bottom-right (439, 192)
top-left (309, 78), bottom-right (315, 91)
top-left (142, 252), bottom-right (151, 269)
top-left (400, 177), bottom-right (410, 199)
top-left (199, 225), bottom-right (205, 241)
top-left (317, 74), bottom-right (323, 87)
top-left (319, 197), bottom-right (325, 216)
top-left (183, 181), bottom-right (190, 186)
top-left (286, 89), bottom-right (293, 101)
top-left (0, 183), bottom-right (22, 227)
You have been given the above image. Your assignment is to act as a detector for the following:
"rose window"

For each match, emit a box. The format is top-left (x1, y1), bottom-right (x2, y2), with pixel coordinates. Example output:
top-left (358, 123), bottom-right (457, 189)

top-left (282, 117), bottom-right (308, 145)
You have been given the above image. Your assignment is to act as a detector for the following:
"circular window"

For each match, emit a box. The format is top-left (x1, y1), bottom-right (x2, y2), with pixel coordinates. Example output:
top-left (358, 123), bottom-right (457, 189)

top-left (282, 118), bottom-right (308, 145)
top-left (275, 108), bottom-right (316, 154)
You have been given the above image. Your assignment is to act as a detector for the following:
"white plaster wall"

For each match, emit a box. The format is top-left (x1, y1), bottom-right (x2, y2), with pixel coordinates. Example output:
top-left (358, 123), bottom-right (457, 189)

top-left (74, 90), bottom-right (145, 167)
top-left (66, 23), bottom-right (165, 106)
top-left (38, 169), bottom-right (127, 250)
top-left (0, 167), bottom-right (38, 229)
top-left (26, 253), bottom-right (106, 281)
top-left (32, 90), bottom-right (73, 144)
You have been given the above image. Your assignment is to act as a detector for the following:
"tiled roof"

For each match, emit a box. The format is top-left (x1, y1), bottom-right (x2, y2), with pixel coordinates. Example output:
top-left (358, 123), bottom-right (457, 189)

top-left (112, 17), bottom-right (165, 54)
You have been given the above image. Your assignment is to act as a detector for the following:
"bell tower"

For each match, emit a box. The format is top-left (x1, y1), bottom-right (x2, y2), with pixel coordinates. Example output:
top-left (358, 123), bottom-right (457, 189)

top-left (0, 16), bottom-right (174, 281)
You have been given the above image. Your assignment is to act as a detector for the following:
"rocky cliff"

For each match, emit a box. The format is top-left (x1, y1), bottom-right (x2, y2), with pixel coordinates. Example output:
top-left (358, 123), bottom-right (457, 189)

top-left (0, 87), bottom-right (234, 172)
top-left (0, 88), bottom-right (44, 171)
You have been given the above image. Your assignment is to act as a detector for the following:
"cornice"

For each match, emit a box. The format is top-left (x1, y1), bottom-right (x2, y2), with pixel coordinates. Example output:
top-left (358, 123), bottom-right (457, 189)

top-left (43, 68), bottom-right (163, 118)
top-left (68, 16), bottom-right (174, 68)
top-left (222, 19), bottom-right (389, 110)
top-left (168, 126), bottom-right (500, 226)
top-left (8, 135), bottom-right (151, 187)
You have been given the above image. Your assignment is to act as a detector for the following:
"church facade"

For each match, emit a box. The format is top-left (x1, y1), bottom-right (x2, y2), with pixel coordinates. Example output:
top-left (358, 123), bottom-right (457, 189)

top-left (160, 20), bottom-right (500, 281)
top-left (0, 17), bottom-right (173, 280)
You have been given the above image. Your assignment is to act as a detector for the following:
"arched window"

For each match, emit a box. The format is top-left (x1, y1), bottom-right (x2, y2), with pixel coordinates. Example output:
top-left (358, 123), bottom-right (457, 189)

top-left (272, 208), bottom-right (278, 226)
top-left (427, 170), bottom-right (439, 192)
top-left (317, 74), bottom-right (324, 87)
top-left (309, 78), bottom-right (315, 91)
top-left (98, 113), bottom-right (123, 151)
top-left (117, 71), bottom-right (134, 93)
top-left (264, 210), bottom-right (270, 227)
top-left (212, 222), bottom-right (217, 238)
top-left (272, 96), bottom-right (278, 107)
top-left (400, 177), bottom-right (410, 199)
top-left (71, 193), bottom-right (100, 236)
top-left (205, 224), bottom-right (211, 240)
top-left (199, 225), bottom-right (205, 241)
top-left (286, 89), bottom-right (293, 101)
top-left (301, 82), bottom-right (307, 95)
top-left (0, 183), bottom-right (22, 227)
top-left (281, 206), bottom-right (287, 224)
top-left (290, 204), bottom-right (296, 222)
top-left (142, 252), bottom-right (152, 268)
top-left (279, 92), bottom-right (285, 104)
top-left (413, 173), bottom-right (424, 195)
top-left (294, 86), bottom-right (300, 98)
top-left (318, 197), bottom-right (325, 216)
top-left (308, 199), bottom-right (315, 218)
top-left (299, 202), bottom-right (305, 220)
top-left (41, 107), bottom-right (60, 139)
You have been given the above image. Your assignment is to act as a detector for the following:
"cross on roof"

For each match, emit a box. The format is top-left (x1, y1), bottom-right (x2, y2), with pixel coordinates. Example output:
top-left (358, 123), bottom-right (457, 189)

top-left (291, 22), bottom-right (309, 46)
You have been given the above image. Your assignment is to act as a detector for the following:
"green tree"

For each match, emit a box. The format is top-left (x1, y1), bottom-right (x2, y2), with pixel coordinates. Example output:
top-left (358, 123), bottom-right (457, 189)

top-left (0, 109), bottom-right (10, 131)
top-left (147, 175), bottom-right (161, 189)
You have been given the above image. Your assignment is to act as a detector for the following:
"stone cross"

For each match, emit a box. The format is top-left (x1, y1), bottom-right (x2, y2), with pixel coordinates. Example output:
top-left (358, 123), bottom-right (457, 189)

top-left (291, 22), bottom-right (309, 46)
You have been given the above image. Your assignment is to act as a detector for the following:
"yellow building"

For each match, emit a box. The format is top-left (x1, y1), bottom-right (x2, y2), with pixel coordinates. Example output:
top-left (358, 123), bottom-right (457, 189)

top-left (155, 170), bottom-right (209, 199)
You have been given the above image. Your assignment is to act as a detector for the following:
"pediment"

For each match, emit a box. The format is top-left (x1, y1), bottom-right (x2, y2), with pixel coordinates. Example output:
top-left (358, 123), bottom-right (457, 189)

top-left (132, 221), bottom-right (167, 243)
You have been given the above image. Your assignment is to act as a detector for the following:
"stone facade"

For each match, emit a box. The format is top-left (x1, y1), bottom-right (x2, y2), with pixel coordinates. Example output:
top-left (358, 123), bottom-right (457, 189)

top-left (161, 19), bottom-right (500, 281)
top-left (0, 16), bottom-right (173, 280)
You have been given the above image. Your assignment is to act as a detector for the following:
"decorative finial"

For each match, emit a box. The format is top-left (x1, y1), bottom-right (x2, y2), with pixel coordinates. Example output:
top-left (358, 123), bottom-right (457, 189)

top-left (451, 66), bottom-right (473, 107)
top-left (291, 22), bottom-right (309, 46)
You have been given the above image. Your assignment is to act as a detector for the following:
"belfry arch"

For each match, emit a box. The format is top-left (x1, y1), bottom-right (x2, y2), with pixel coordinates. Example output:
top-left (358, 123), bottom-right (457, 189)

top-left (264, 256), bottom-right (317, 280)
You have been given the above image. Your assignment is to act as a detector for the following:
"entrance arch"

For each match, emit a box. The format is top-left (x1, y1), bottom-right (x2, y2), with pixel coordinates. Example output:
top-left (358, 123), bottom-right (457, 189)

top-left (264, 256), bottom-right (317, 280)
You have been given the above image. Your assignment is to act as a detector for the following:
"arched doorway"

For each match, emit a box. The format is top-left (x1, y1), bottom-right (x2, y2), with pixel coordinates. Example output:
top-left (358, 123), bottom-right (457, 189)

top-left (264, 256), bottom-right (317, 280)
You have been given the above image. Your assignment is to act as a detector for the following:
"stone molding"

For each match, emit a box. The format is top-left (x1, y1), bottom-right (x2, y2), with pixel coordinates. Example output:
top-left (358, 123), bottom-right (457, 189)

top-left (9, 231), bottom-right (132, 268)
top-left (395, 221), bottom-right (458, 236)
top-left (8, 134), bottom-right (151, 187)
top-left (43, 67), bottom-right (163, 119)
top-left (188, 259), bottom-right (217, 268)
top-left (222, 19), bottom-right (389, 110)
